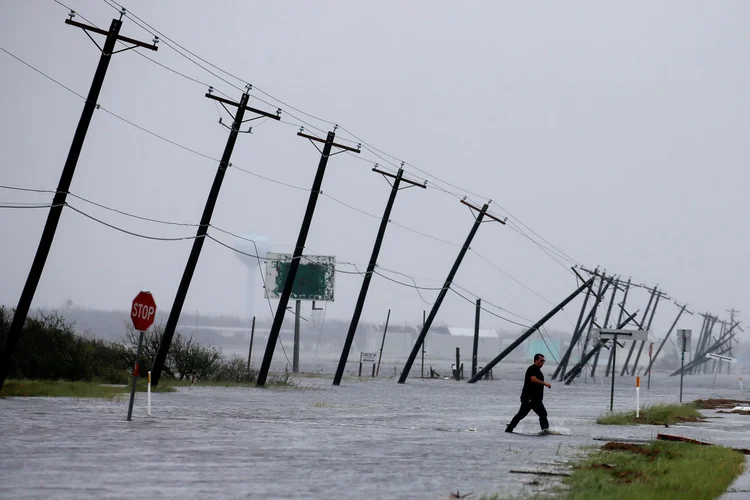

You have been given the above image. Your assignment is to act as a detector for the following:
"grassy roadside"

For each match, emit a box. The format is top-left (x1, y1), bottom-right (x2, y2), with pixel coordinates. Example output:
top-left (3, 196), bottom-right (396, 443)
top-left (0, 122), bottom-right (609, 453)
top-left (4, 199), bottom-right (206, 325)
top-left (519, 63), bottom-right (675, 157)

top-left (0, 379), bottom-right (175, 399)
top-left (559, 441), bottom-right (744, 500)
top-left (597, 403), bottom-right (704, 426)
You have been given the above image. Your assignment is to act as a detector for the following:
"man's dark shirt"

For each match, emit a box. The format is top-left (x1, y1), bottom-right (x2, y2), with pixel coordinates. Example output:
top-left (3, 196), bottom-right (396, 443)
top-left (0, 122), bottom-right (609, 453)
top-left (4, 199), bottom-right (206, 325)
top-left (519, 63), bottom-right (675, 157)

top-left (520, 364), bottom-right (544, 402)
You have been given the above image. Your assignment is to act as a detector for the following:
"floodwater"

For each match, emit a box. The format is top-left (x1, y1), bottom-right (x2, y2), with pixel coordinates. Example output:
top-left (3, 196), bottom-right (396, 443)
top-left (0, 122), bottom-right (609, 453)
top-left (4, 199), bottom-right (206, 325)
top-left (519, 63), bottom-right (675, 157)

top-left (2, 363), bottom-right (749, 499)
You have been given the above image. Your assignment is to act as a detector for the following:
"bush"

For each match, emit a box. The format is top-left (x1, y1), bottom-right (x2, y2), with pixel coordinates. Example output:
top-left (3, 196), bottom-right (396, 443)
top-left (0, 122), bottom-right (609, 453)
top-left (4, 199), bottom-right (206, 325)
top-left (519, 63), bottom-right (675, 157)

top-left (0, 306), bottom-right (129, 382)
top-left (211, 356), bottom-right (256, 383)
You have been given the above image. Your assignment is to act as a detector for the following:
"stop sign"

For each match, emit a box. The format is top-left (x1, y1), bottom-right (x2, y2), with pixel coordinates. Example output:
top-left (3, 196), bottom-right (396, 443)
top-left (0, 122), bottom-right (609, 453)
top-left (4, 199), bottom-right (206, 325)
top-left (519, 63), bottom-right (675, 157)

top-left (131, 291), bottom-right (157, 332)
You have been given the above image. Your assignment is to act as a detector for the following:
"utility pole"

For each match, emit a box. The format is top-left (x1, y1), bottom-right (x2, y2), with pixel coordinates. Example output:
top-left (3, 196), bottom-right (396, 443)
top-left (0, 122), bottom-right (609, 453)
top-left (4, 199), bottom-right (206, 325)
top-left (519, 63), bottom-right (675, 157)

top-left (472, 299), bottom-right (481, 378)
top-left (151, 87), bottom-right (280, 386)
top-left (421, 309), bottom-right (426, 379)
top-left (580, 273), bottom-right (613, 359)
top-left (333, 166), bottom-right (425, 386)
top-left (247, 316), bottom-right (256, 371)
top-left (606, 278), bottom-right (631, 377)
top-left (631, 288), bottom-right (668, 375)
top-left (560, 273), bottom-right (611, 380)
top-left (620, 285), bottom-right (657, 376)
top-left (591, 278), bottom-right (619, 377)
top-left (398, 200), bottom-right (506, 384)
top-left (469, 278), bottom-right (594, 383)
top-left (644, 302), bottom-right (691, 376)
top-left (293, 299), bottom-right (301, 373)
top-left (555, 269), bottom-right (609, 381)
top-left (257, 129), bottom-right (360, 386)
top-left (0, 11), bottom-right (158, 389)
top-left (375, 309), bottom-right (391, 377)
top-left (552, 267), bottom-right (594, 380)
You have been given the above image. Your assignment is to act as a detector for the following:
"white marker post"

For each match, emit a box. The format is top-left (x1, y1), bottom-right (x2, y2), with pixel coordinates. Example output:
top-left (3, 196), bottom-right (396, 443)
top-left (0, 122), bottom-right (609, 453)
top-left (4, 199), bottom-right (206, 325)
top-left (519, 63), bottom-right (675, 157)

top-left (147, 371), bottom-right (152, 416)
top-left (636, 376), bottom-right (641, 418)
top-left (741, 377), bottom-right (744, 392)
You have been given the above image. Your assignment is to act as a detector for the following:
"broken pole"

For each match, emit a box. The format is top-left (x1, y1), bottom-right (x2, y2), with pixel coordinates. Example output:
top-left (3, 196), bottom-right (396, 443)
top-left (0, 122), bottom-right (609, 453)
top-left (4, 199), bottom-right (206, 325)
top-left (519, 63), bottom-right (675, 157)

top-left (468, 278), bottom-right (594, 383)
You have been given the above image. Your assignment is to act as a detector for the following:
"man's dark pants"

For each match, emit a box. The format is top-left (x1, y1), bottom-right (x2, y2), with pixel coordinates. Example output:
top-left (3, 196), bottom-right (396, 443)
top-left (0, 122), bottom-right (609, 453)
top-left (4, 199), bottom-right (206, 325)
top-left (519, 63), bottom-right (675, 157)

top-left (507, 399), bottom-right (549, 431)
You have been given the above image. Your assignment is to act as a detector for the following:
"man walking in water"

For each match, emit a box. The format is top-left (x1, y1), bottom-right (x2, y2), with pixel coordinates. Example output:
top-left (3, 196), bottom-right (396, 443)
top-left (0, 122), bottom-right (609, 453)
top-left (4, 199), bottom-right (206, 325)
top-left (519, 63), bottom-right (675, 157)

top-left (506, 353), bottom-right (551, 434)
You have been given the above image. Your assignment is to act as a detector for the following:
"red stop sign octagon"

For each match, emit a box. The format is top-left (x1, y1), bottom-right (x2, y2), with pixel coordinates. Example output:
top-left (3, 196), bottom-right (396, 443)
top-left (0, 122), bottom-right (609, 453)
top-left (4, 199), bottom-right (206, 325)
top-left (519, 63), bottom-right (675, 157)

top-left (131, 291), bottom-right (157, 332)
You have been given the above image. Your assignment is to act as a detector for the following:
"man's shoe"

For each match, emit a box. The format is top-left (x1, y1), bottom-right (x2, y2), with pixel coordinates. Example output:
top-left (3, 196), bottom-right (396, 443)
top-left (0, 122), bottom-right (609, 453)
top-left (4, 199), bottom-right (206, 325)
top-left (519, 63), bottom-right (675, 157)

top-left (505, 426), bottom-right (513, 433)
top-left (540, 428), bottom-right (550, 435)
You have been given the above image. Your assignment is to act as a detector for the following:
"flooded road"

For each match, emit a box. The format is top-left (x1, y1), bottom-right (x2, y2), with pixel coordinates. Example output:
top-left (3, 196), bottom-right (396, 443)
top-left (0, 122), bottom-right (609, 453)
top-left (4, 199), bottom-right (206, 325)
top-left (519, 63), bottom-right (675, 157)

top-left (2, 364), bottom-right (749, 499)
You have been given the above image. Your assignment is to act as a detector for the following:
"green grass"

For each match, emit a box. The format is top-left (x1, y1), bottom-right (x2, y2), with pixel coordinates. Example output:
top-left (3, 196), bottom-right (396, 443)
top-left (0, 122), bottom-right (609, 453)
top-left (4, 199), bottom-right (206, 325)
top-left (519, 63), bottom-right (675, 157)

top-left (0, 379), bottom-right (175, 399)
top-left (559, 441), bottom-right (744, 500)
top-left (597, 403), bottom-right (704, 426)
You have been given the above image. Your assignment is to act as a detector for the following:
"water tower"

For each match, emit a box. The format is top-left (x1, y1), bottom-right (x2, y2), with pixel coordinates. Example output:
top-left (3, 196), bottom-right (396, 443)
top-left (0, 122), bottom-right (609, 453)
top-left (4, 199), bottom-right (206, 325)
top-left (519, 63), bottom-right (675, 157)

top-left (232, 233), bottom-right (272, 320)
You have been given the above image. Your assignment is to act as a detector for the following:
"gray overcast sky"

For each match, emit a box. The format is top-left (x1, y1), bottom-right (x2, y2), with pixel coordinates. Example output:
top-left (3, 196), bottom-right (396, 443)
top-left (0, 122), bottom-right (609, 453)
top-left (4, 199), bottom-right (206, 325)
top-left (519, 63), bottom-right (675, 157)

top-left (1, 0), bottom-right (748, 336)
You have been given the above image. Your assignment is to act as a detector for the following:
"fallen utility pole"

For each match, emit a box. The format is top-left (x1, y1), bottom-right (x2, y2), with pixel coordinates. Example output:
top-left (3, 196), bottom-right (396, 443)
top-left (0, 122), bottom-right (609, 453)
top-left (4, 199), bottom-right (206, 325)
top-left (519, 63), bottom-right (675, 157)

top-left (591, 277), bottom-right (620, 377)
top-left (468, 277), bottom-right (595, 383)
top-left (670, 326), bottom-right (739, 377)
top-left (620, 285), bottom-right (657, 376)
top-left (151, 87), bottom-right (280, 385)
top-left (552, 267), bottom-right (595, 380)
top-left (606, 278), bottom-right (631, 377)
top-left (246, 316), bottom-right (256, 371)
top-left (692, 315), bottom-right (718, 375)
top-left (563, 310), bottom-right (639, 384)
top-left (257, 129), bottom-right (360, 386)
top-left (398, 200), bottom-right (506, 384)
top-left (333, 166), bottom-right (425, 386)
top-left (630, 289), bottom-right (668, 375)
top-left (644, 302), bottom-right (691, 376)
top-left (0, 12), bottom-right (158, 389)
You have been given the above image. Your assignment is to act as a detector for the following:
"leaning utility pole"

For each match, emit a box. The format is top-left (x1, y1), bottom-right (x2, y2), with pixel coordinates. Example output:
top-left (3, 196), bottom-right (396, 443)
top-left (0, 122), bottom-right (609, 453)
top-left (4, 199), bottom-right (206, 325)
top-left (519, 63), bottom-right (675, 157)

top-left (398, 200), bottom-right (506, 384)
top-left (151, 87), bottom-right (280, 385)
top-left (555, 270), bottom-right (610, 381)
top-left (630, 288), bottom-right (668, 375)
top-left (552, 267), bottom-right (595, 380)
top-left (257, 129), bottom-right (360, 386)
top-left (472, 299), bottom-right (481, 378)
top-left (469, 278), bottom-right (595, 383)
top-left (590, 277), bottom-right (620, 377)
top-left (605, 278), bottom-right (631, 377)
top-left (620, 285), bottom-right (657, 376)
top-left (644, 302), bottom-right (691, 376)
top-left (0, 11), bottom-right (158, 389)
top-left (333, 166), bottom-right (425, 386)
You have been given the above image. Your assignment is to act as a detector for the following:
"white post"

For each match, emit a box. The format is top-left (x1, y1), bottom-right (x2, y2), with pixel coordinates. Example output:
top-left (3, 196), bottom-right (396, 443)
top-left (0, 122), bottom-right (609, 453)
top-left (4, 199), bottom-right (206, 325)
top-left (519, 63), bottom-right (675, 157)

top-left (147, 371), bottom-right (152, 416)
top-left (741, 376), bottom-right (744, 392)
top-left (636, 376), bottom-right (640, 418)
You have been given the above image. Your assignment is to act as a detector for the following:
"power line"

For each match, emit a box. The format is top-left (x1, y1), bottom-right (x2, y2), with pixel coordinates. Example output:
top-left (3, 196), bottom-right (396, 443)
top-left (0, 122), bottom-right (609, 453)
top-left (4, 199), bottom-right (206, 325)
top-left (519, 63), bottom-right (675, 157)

top-left (66, 203), bottom-right (199, 241)
top-left (449, 286), bottom-right (530, 329)
top-left (89, 0), bottom-right (581, 270)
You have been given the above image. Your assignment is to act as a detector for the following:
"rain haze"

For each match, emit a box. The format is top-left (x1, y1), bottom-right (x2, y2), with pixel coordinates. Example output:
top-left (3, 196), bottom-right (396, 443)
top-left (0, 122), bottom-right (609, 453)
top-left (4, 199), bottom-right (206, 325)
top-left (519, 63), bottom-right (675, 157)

top-left (1, 0), bottom-right (749, 338)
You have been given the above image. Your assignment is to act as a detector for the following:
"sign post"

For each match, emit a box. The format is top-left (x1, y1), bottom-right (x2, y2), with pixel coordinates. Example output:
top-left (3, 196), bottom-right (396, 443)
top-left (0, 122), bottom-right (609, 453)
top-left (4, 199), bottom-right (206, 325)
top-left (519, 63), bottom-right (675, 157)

top-left (591, 328), bottom-right (647, 412)
top-left (128, 291), bottom-right (156, 421)
top-left (677, 329), bottom-right (692, 403)
top-left (359, 352), bottom-right (377, 377)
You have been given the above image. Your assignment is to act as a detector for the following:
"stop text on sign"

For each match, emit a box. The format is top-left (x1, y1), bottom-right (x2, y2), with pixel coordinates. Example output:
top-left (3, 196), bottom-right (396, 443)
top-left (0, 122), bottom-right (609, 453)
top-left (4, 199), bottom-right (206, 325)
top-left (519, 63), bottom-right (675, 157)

top-left (132, 303), bottom-right (155, 321)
